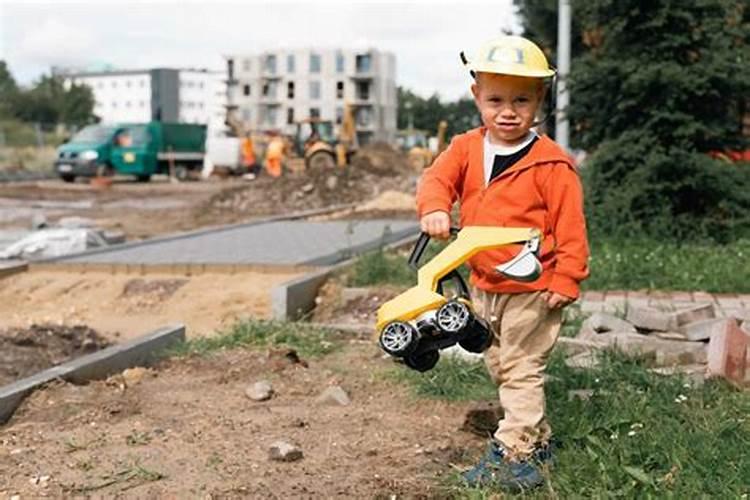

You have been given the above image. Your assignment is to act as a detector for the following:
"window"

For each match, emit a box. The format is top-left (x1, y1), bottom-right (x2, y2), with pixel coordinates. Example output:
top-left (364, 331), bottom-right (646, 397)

top-left (242, 108), bottom-right (251, 121)
top-left (264, 107), bottom-right (278, 126)
top-left (262, 82), bottom-right (270, 96)
top-left (356, 54), bottom-right (372, 73)
top-left (287, 54), bottom-right (295, 73)
top-left (228, 58), bottom-right (235, 80)
top-left (356, 81), bottom-right (370, 100)
top-left (111, 80), bottom-right (118, 88)
top-left (357, 107), bottom-right (372, 126)
top-left (242, 58), bottom-right (251, 71)
top-left (264, 54), bottom-right (277, 74)
top-left (198, 82), bottom-right (204, 89)
top-left (112, 101), bottom-right (117, 108)
top-left (309, 81), bottom-right (321, 100)
top-left (140, 101), bottom-right (145, 107)
top-left (126, 80), bottom-right (132, 88)
top-left (310, 108), bottom-right (320, 119)
top-left (336, 52), bottom-right (345, 73)
top-left (287, 107), bottom-right (294, 124)
top-left (243, 84), bottom-right (251, 96)
top-left (287, 81), bottom-right (295, 99)
top-left (140, 79), bottom-right (146, 87)
top-left (335, 107), bottom-right (343, 125)
top-left (97, 82), bottom-right (103, 89)
top-left (336, 81), bottom-right (344, 99)
top-left (309, 53), bottom-right (321, 73)
top-left (125, 101), bottom-right (131, 108)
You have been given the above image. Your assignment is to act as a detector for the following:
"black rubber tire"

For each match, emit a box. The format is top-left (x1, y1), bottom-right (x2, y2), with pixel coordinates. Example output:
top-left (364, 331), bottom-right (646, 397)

top-left (459, 319), bottom-right (493, 353)
top-left (306, 151), bottom-right (336, 170)
top-left (60, 174), bottom-right (75, 183)
top-left (404, 350), bottom-right (440, 372)
top-left (136, 174), bottom-right (151, 182)
top-left (379, 321), bottom-right (419, 357)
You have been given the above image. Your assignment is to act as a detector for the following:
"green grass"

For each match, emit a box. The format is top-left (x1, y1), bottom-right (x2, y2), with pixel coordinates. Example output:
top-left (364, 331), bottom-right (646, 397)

top-left (348, 237), bottom-right (750, 293)
top-left (391, 352), bottom-right (750, 498)
top-left (169, 319), bottom-right (342, 358)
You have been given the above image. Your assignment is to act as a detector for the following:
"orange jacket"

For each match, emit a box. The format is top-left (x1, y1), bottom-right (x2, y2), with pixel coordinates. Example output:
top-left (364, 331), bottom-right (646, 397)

top-left (416, 128), bottom-right (589, 298)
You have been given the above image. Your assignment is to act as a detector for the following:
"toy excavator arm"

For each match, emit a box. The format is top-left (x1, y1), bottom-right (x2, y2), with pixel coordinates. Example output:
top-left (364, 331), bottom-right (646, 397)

top-left (416, 226), bottom-right (542, 291)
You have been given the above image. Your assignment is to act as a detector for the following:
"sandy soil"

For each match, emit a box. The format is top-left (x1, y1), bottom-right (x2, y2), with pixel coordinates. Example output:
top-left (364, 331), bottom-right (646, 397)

top-left (0, 340), bottom-right (485, 498)
top-left (0, 269), bottom-right (301, 341)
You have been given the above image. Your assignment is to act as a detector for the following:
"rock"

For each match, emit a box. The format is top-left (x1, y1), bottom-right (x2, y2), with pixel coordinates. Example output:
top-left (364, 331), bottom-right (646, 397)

top-left (596, 332), bottom-right (706, 365)
top-left (707, 318), bottom-right (748, 383)
top-left (652, 331), bottom-right (691, 341)
top-left (461, 402), bottom-right (503, 436)
top-left (679, 318), bottom-right (733, 342)
top-left (325, 175), bottom-right (339, 190)
top-left (301, 183), bottom-right (315, 193)
top-left (565, 352), bottom-right (599, 369)
top-left (316, 385), bottom-right (351, 406)
top-left (626, 306), bottom-right (672, 332)
top-left (268, 440), bottom-right (303, 462)
top-left (585, 312), bottom-right (637, 334)
top-left (568, 389), bottom-right (595, 401)
top-left (122, 367), bottom-right (150, 386)
top-left (672, 303), bottom-right (716, 327)
top-left (556, 337), bottom-right (600, 356)
top-left (576, 320), bottom-right (597, 340)
top-left (245, 380), bottom-right (274, 401)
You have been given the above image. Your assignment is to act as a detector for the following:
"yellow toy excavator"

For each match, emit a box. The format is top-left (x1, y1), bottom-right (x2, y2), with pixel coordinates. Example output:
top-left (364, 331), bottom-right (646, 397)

top-left (376, 226), bottom-right (543, 372)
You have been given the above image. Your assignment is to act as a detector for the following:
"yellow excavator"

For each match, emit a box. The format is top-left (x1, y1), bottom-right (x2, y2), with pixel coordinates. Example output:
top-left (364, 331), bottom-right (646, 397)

top-left (293, 104), bottom-right (357, 169)
top-left (402, 120), bottom-right (448, 170)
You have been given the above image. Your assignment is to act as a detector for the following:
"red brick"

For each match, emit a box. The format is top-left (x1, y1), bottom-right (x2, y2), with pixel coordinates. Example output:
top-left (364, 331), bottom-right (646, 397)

top-left (707, 318), bottom-right (748, 383)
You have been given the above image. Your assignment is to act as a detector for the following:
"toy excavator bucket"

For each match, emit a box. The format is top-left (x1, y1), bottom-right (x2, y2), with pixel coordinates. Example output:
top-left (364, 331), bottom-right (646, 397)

top-left (495, 236), bottom-right (542, 282)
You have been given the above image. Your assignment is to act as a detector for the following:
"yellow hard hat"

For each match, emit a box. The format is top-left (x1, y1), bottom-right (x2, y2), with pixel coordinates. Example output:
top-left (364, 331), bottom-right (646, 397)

top-left (461, 36), bottom-right (556, 79)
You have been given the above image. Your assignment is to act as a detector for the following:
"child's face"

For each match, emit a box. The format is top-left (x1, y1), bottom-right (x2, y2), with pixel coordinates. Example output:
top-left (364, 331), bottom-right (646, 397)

top-left (471, 73), bottom-right (545, 146)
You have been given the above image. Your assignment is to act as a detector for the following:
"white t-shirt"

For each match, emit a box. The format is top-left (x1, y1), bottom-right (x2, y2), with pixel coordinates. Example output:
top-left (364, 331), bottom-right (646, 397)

top-left (483, 130), bottom-right (538, 186)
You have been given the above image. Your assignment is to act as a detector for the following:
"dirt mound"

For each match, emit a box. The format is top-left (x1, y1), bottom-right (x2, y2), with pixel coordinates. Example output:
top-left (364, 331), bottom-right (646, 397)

top-left (0, 324), bottom-right (111, 385)
top-left (199, 145), bottom-right (418, 220)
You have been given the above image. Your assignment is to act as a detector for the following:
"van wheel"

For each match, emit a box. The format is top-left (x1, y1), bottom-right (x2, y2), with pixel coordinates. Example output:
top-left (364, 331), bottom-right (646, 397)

top-left (60, 174), bottom-right (75, 183)
top-left (136, 174), bottom-right (151, 182)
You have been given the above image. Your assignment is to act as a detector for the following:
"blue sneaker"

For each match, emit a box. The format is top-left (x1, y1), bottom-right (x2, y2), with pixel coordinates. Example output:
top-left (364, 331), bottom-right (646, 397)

top-left (462, 441), bottom-right (549, 491)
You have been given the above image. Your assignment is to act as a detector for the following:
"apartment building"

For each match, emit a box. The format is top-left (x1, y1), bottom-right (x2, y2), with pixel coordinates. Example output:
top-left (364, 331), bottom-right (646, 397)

top-left (60, 68), bottom-right (228, 136)
top-left (225, 48), bottom-right (397, 144)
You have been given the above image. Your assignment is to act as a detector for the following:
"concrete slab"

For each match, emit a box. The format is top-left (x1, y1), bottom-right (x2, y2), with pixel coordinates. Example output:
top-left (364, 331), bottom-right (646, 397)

top-left (0, 324), bottom-right (184, 425)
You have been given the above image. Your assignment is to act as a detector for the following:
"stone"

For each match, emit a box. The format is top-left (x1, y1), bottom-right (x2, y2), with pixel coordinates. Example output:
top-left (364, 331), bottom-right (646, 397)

top-left (556, 336), bottom-right (601, 356)
top-left (567, 389), bottom-right (595, 401)
top-left (316, 385), bottom-right (351, 406)
top-left (586, 312), bottom-right (637, 334)
top-left (565, 352), bottom-right (599, 369)
top-left (626, 306), bottom-right (672, 332)
top-left (325, 175), bottom-right (339, 191)
top-left (679, 318), bottom-right (733, 342)
top-left (268, 440), bottom-right (303, 462)
top-left (707, 318), bottom-right (748, 383)
top-left (575, 320), bottom-right (597, 340)
top-left (652, 331), bottom-right (690, 341)
top-left (245, 380), bottom-right (274, 402)
top-left (672, 303), bottom-right (716, 327)
top-left (597, 332), bottom-right (706, 365)
top-left (122, 367), bottom-right (150, 386)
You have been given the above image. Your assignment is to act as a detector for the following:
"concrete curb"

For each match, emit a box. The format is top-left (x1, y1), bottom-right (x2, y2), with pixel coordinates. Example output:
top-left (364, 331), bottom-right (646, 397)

top-left (0, 261), bottom-right (27, 280)
top-left (0, 323), bottom-right (185, 425)
top-left (0, 171), bottom-right (56, 184)
top-left (272, 231), bottom-right (420, 320)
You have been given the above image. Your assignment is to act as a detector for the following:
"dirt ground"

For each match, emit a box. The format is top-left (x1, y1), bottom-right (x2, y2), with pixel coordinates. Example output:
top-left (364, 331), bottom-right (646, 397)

top-left (0, 269), bottom-right (301, 342)
top-left (0, 324), bottom-right (111, 386)
top-left (0, 145), bottom-right (418, 241)
top-left (0, 339), bottom-right (487, 498)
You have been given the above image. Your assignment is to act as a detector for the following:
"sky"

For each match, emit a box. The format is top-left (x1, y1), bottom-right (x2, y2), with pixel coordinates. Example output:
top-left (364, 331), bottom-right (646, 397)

top-left (0, 0), bottom-right (521, 101)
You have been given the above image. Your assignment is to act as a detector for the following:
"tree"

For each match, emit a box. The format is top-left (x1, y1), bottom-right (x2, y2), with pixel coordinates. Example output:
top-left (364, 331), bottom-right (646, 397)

top-left (0, 61), bottom-right (19, 118)
top-left (567, 0), bottom-right (750, 242)
top-left (397, 87), bottom-right (480, 139)
top-left (9, 73), bottom-right (96, 126)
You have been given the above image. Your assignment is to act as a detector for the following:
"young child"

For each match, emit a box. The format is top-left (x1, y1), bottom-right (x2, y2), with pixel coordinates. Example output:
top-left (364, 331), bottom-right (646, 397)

top-left (416, 36), bottom-right (589, 491)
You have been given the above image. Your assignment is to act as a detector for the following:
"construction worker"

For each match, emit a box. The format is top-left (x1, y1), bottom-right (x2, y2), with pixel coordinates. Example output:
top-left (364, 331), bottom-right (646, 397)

top-left (240, 132), bottom-right (259, 180)
top-left (264, 130), bottom-right (285, 178)
top-left (417, 35), bottom-right (589, 491)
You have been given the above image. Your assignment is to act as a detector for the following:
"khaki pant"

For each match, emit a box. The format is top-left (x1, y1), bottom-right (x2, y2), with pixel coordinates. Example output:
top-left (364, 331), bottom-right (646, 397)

top-left (474, 289), bottom-right (562, 458)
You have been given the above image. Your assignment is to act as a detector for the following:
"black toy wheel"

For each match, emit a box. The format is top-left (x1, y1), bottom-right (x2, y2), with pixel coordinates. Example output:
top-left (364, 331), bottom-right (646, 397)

top-left (379, 321), bottom-right (418, 357)
top-left (459, 318), bottom-right (493, 353)
top-left (436, 300), bottom-right (471, 333)
top-left (404, 350), bottom-right (440, 372)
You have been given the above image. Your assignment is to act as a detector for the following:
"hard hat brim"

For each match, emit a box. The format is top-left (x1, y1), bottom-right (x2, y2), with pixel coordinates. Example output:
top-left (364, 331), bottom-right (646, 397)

top-left (468, 62), bottom-right (556, 79)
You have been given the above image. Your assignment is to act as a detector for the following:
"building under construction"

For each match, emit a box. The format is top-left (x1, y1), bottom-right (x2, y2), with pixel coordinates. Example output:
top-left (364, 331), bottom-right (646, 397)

top-left (224, 48), bottom-right (397, 145)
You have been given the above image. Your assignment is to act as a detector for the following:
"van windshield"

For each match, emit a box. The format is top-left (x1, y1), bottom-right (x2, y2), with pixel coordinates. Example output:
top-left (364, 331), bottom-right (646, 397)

top-left (71, 125), bottom-right (116, 143)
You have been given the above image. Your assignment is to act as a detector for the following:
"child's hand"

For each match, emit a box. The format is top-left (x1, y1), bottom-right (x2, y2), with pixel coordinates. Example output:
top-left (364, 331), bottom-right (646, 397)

top-left (420, 211), bottom-right (451, 239)
top-left (542, 291), bottom-right (575, 309)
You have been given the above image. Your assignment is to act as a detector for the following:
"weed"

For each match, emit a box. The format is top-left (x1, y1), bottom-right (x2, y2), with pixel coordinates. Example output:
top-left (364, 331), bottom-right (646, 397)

top-left (169, 319), bottom-right (343, 358)
top-left (125, 430), bottom-right (152, 446)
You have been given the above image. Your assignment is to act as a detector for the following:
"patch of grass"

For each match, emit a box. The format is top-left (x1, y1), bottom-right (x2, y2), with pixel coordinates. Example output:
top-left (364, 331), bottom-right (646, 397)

top-left (394, 349), bottom-right (750, 498)
top-left (348, 237), bottom-right (750, 293)
top-left (585, 237), bottom-right (750, 293)
top-left (69, 462), bottom-right (165, 493)
top-left (389, 356), bottom-right (496, 401)
top-left (170, 319), bottom-right (342, 358)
